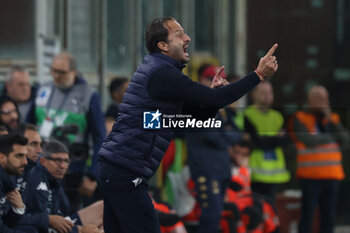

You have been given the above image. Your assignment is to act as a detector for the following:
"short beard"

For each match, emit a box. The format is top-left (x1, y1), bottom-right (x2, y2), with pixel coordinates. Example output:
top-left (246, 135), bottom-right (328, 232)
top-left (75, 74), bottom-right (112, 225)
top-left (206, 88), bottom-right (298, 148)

top-left (5, 166), bottom-right (23, 176)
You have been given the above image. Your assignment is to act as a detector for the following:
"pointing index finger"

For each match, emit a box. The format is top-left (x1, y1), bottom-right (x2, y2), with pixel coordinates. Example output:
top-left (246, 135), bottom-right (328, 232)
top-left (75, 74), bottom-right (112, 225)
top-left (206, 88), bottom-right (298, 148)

top-left (265, 43), bottom-right (278, 57)
top-left (215, 66), bottom-right (225, 78)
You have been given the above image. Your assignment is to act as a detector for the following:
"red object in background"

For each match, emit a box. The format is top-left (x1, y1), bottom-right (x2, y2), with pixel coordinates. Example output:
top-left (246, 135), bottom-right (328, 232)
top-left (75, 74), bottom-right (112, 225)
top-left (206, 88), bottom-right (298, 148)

top-left (162, 140), bottom-right (176, 178)
top-left (201, 65), bottom-right (227, 79)
top-left (276, 193), bottom-right (319, 233)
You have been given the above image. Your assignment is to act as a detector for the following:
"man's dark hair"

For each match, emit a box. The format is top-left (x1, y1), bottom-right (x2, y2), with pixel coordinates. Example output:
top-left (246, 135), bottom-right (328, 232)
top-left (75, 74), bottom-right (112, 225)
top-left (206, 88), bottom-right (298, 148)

top-left (0, 95), bottom-right (20, 131)
top-left (42, 140), bottom-right (69, 158)
top-left (234, 138), bottom-right (254, 153)
top-left (0, 134), bottom-right (27, 156)
top-left (146, 17), bottom-right (176, 53)
top-left (13, 123), bottom-right (38, 136)
top-left (109, 77), bottom-right (129, 96)
top-left (0, 95), bottom-right (18, 110)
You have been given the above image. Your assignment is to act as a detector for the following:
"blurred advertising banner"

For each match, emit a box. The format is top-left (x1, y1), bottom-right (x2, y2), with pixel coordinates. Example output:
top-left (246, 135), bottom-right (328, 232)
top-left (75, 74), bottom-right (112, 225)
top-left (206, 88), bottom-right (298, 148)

top-left (37, 35), bottom-right (61, 83)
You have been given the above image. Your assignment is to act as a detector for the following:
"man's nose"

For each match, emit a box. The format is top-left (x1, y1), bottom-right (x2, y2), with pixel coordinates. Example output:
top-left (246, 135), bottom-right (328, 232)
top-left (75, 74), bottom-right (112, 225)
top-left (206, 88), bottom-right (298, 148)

top-left (52, 72), bottom-right (60, 79)
top-left (60, 162), bottom-right (69, 169)
top-left (23, 157), bottom-right (28, 166)
top-left (37, 145), bottom-right (42, 153)
top-left (11, 111), bottom-right (18, 118)
top-left (184, 34), bottom-right (191, 42)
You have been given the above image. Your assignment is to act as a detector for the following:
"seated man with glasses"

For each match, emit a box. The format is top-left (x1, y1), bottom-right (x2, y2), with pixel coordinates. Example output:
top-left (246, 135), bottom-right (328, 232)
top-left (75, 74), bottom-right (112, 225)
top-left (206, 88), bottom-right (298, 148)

top-left (18, 140), bottom-right (103, 233)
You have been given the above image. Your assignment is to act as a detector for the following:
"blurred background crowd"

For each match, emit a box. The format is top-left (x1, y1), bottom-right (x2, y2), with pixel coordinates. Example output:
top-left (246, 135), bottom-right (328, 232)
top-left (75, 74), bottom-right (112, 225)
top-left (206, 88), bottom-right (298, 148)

top-left (1, 1), bottom-right (350, 233)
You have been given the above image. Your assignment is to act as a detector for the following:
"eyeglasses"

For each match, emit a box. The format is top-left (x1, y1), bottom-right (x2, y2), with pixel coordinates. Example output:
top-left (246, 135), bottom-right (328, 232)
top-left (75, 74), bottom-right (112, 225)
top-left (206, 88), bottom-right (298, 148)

top-left (0, 109), bottom-right (17, 115)
top-left (46, 157), bottom-right (71, 165)
top-left (51, 68), bottom-right (70, 76)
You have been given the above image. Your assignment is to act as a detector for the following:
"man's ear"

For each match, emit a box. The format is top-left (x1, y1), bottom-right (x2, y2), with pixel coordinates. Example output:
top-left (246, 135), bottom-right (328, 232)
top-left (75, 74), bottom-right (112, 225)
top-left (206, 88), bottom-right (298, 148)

top-left (157, 41), bottom-right (169, 53)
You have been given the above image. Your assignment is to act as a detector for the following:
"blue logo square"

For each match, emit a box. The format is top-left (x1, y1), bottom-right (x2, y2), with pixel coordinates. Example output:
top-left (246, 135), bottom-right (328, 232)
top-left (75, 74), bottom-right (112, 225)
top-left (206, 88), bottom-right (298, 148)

top-left (264, 150), bottom-right (277, 160)
top-left (143, 110), bottom-right (161, 129)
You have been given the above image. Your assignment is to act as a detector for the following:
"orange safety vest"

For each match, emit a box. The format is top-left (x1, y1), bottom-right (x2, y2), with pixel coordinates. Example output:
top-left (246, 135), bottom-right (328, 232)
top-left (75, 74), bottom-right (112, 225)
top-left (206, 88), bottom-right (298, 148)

top-left (220, 212), bottom-right (246, 233)
top-left (288, 111), bottom-right (345, 180)
top-left (224, 166), bottom-right (279, 233)
top-left (152, 199), bottom-right (185, 233)
top-left (225, 166), bottom-right (252, 210)
top-left (262, 201), bottom-right (279, 233)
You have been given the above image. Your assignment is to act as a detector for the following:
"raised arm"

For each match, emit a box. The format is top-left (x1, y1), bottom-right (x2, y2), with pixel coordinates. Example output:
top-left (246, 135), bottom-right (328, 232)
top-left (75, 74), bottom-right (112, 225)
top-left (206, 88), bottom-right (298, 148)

top-left (149, 44), bottom-right (279, 108)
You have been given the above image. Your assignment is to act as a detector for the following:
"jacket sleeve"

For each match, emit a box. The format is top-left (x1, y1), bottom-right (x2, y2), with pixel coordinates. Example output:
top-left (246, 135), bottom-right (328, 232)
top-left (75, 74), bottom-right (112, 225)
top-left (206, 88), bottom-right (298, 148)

top-left (292, 117), bottom-right (337, 147)
top-left (149, 67), bottom-right (261, 108)
top-left (87, 92), bottom-right (107, 177)
top-left (328, 120), bottom-right (349, 149)
top-left (0, 218), bottom-right (27, 233)
top-left (17, 180), bottom-right (49, 230)
top-left (1, 207), bottom-right (27, 233)
top-left (17, 212), bottom-right (49, 231)
top-left (244, 116), bottom-right (289, 150)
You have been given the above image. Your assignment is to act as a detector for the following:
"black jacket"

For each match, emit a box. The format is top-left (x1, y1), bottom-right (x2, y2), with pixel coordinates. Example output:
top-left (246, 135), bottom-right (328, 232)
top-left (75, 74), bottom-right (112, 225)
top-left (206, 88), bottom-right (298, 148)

top-left (19, 164), bottom-right (75, 233)
top-left (0, 166), bottom-right (26, 233)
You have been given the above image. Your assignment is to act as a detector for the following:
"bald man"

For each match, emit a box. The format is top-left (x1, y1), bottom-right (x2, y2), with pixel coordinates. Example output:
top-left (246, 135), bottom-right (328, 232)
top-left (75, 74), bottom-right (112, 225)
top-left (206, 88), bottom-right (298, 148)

top-left (288, 85), bottom-right (349, 233)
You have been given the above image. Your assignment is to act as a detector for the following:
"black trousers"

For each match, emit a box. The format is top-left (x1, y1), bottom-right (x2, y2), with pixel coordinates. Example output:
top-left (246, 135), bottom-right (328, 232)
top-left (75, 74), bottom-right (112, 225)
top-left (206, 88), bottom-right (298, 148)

top-left (298, 179), bottom-right (339, 233)
top-left (97, 161), bottom-right (161, 233)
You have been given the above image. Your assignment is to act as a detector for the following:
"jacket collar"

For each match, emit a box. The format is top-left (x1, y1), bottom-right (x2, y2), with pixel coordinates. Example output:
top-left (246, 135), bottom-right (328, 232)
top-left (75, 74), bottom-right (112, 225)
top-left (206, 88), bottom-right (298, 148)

top-left (0, 166), bottom-right (15, 193)
top-left (37, 163), bottom-right (61, 188)
top-left (150, 53), bottom-right (186, 71)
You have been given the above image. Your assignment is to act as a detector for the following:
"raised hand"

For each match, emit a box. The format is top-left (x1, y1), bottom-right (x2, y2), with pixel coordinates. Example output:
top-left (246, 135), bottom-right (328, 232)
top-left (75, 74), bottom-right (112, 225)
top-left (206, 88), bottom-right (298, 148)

top-left (255, 44), bottom-right (279, 80)
top-left (6, 189), bottom-right (25, 209)
top-left (210, 66), bottom-right (229, 88)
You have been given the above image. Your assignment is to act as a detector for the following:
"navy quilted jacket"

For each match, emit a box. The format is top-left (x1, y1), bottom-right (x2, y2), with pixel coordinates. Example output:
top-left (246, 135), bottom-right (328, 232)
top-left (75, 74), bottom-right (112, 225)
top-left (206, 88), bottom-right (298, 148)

top-left (98, 53), bottom-right (182, 179)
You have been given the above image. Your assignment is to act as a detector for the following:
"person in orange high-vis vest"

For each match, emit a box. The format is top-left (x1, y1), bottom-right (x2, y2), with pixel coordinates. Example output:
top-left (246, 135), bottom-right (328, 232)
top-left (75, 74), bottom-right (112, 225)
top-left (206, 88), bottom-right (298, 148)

top-left (288, 85), bottom-right (349, 233)
top-left (223, 139), bottom-right (279, 233)
top-left (151, 197), bottom-right (188, 233)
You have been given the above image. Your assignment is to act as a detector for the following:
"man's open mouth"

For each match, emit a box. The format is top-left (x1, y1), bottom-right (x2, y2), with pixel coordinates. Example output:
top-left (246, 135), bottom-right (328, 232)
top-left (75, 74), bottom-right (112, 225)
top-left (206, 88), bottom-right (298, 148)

top-left (183, 45), bottom-right (189, 56)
